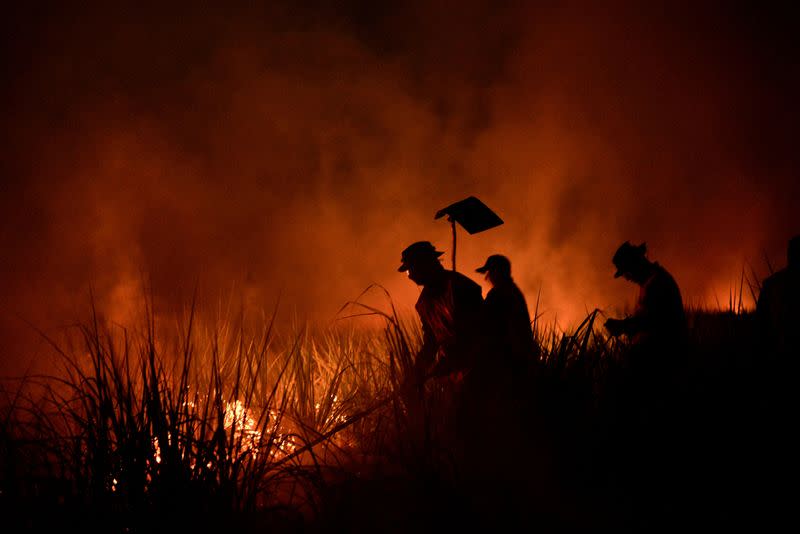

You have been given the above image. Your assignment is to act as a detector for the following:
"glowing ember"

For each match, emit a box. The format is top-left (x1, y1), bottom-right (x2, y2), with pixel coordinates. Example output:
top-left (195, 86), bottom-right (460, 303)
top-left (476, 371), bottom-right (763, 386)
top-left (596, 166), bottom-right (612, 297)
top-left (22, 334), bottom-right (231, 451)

top-left (153, 437), bottom-right (162, 464)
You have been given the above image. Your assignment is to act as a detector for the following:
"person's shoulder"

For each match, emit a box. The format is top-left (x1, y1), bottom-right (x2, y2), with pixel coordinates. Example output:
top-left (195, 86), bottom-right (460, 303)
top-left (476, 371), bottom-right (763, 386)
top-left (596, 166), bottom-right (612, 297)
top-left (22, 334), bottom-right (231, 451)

top-left (486, 281), bottom-right (523, 304)
top-left (652, 262), bottom-right (672, 277)
top-left (652, 263), bottom-right (679, 286)
top-left (449, 270), bottom-right (481, 290)
top-left (510, 280), bottom-right (526, 296)
top-left (512, 282), bottom-right (529, 303)
top-left (491, 280), bottom-right (517, 298)
top-left (763, 268), bottom-right (791, 288)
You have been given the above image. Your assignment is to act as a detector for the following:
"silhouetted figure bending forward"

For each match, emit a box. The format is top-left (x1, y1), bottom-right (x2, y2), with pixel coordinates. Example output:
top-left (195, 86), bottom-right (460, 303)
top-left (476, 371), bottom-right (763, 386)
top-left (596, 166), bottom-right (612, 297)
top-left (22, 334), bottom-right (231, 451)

top-left (603, 242), bottom-right (689, 518)
top-left (604, 241), bottom-right (687, 352)
top-left (398, 241), bottom-right (483, 381)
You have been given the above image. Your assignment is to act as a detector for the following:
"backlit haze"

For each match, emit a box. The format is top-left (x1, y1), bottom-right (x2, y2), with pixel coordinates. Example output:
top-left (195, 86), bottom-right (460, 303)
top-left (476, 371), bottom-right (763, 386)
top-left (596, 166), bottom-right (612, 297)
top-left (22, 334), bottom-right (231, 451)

top-left (2, 2), bottom-right (799, 374)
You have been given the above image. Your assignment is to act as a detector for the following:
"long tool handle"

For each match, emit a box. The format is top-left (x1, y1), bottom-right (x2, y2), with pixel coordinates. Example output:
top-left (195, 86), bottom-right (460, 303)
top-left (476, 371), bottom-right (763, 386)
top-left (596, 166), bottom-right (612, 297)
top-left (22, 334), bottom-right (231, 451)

top-left (451, 218), bottom-right (457, 271)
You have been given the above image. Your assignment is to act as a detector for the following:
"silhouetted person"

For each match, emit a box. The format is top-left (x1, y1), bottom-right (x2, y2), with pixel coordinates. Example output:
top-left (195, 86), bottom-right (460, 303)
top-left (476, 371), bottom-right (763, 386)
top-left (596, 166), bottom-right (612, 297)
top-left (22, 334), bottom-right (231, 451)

top-left (753, 238), bottom-right (799, 531)
top-left (603, 241), bottom-right (688, 521)
top-left (398, 241), bottom-right (483, 382)
top-left (604, 241), bottom-right (687, 351)
top-left (756, 235), bottom-right (800, 356)
top-left (398, 241), bottom-right (484, 476)
top-left (471, 254), bottom-right (537, 484)
top-left (475, 254), bottom-right (536, 378)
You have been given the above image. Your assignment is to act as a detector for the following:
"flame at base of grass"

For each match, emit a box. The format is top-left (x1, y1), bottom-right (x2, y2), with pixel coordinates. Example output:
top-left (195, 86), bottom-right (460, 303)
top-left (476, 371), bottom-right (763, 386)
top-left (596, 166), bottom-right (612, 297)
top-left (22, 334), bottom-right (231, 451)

top-left (144, 393), bottom-right (353, 478)
top-left (224, 400), bottom-right (298, 460)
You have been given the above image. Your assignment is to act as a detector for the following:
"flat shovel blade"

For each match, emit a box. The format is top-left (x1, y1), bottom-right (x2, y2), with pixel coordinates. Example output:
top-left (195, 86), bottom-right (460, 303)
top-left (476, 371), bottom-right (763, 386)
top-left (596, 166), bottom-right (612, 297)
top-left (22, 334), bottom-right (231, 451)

top-left (434, 196), bottom-right (504, 234)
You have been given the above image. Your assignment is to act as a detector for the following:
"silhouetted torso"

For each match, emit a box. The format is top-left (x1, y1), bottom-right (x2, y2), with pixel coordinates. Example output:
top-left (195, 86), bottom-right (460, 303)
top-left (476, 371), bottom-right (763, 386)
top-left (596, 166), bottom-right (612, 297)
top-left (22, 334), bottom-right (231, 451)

top-left (629, 262), bottom-right (687, 348)
top-left (481, 278), bottom-right (534, 374)
top-left (416, 270), bottom-right (483, 376)
top-left (757, 266), bottom-right (800, 355)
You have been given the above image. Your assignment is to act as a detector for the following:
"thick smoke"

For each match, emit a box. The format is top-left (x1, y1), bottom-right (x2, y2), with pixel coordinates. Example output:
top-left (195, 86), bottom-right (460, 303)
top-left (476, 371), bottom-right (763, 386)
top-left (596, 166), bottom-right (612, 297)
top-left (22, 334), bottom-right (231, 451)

top-left (2, 2), bottom-right (798, 374)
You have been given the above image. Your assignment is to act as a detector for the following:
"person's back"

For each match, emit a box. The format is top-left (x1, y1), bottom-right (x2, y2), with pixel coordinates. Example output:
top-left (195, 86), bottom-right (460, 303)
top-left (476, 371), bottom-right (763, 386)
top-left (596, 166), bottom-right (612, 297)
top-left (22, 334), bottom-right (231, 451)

top-left (757, 235), bottom-right (800, 356)
top-left (633, 262), bottom-right (687, 348)
top-left (468, 255), bottom-right (534, 478)
top-left (482, 279), bottom-right (534, 372)
top-left (474, 254), bottom-right (536, 384)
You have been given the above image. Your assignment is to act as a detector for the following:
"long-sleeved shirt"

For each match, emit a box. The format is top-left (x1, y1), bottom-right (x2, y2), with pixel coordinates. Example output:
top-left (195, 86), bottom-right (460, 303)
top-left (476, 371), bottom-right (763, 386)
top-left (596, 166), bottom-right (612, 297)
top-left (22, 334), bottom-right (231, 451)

top-left (622, 262), bottom-right (687, 347)
top-left (415, 270), bottom-right (483, 376)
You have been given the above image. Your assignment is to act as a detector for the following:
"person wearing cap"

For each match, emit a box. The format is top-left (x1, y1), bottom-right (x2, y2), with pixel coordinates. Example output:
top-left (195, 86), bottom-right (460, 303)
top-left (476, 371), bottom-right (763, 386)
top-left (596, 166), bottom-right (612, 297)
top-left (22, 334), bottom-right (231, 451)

top-left (604, 241), bottom-right (687, 349)
top-left (475, 254), bottom-right (536, 377)
top-left (467, 254), bottom-right (536, 482)
top-left (756, 235), bottom-right (800, 356)
top-left (398, 241), bottom-right (483, 381)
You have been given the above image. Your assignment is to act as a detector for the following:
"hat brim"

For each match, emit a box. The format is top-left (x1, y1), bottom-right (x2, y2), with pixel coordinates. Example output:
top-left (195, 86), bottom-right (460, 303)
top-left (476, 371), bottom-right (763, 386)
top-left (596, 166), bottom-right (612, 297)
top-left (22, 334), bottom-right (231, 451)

top-left (399, 251), bottom-right (444, 272)
top-left (614, 269), bottom-right (624, 278)
top-left (475, 265), bottom-right (490, 274)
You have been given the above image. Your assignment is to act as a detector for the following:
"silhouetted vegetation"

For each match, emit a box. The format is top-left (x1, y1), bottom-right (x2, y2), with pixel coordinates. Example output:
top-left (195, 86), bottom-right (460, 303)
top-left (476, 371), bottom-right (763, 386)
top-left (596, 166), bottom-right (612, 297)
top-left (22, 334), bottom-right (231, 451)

top-left (0, 290), bottom-right (792, 532)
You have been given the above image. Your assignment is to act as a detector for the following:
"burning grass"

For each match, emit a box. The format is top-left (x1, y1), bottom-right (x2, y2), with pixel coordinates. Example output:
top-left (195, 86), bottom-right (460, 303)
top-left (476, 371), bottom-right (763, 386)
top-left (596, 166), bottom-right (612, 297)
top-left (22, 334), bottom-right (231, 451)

top-left (0, 288), bottom-right (792, 531)
top-left (0, 294), bottom-right (405, 531)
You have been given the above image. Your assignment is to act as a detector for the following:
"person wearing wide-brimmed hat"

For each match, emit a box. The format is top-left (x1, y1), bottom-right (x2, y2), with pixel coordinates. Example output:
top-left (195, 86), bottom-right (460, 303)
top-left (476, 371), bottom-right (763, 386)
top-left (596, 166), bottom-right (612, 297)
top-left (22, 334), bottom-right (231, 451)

top-left (604, 241), bottom-right (688, 517)
top-left (604, 241), bottom-right (686, 348)
top-left (398, 241), bottom-right (483, 381)
top-left (603, 240), bottom-right (687, 413)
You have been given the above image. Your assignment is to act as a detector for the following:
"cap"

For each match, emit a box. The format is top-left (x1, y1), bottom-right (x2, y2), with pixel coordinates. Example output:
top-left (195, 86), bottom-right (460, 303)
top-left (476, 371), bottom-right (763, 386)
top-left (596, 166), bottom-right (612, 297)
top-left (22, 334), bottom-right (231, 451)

top-left (476, 254), bottom-right (511, 276)
top-left (398, 241), bottom-right (445, 272)
top-left (612, 241), bottom-right (647, 278)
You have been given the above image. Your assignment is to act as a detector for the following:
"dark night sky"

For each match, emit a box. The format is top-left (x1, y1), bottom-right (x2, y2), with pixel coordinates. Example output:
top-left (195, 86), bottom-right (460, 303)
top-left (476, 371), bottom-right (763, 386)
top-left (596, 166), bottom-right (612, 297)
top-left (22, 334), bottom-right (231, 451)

top-left (2, 1), bottom-right (799, 373)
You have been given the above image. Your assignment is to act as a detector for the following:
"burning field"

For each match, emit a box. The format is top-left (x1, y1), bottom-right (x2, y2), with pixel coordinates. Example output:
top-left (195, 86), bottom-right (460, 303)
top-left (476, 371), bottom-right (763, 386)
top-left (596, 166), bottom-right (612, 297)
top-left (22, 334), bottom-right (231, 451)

top-left (1, 1), bottom-right (799, 531)
top-left (0, 288), bottom-right (794, 531)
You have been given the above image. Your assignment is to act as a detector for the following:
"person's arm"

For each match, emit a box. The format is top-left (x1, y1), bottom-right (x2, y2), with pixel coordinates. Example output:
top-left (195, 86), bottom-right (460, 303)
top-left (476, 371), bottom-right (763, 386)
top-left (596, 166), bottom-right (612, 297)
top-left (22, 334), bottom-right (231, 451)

top-left (620, 313), bottom-right (649, 335)
top-left (605, 302), bottom-right (651, 337)
top-left (604, 317), bottom-right (626, 337)
top-left (621, 275), bottom-right (680, 335)
top-left (416, 320), bottom-right (438, 380)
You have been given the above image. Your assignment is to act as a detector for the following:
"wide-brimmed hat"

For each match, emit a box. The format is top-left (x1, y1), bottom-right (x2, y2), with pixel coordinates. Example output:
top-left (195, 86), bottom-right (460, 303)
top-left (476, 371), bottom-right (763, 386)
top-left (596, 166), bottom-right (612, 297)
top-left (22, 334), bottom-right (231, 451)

top-left (476, 254), bottom-right (511, 276)
top-left (612, 241), bottom-right (647, 278)
top-left (398, 241), bottom-right (444, 272)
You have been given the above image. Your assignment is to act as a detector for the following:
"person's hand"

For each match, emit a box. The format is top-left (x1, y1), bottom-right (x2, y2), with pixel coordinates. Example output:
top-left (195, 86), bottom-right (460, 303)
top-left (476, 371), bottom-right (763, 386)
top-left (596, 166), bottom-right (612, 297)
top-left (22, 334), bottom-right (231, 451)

top-left (604, 318), bottom-right (625, 337)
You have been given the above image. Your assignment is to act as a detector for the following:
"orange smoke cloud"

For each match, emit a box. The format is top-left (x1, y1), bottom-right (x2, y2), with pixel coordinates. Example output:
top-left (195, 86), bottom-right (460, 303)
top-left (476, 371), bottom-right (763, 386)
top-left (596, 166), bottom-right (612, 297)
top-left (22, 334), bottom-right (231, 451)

top-left (1, 2), bottom-right (798, 374)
